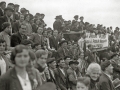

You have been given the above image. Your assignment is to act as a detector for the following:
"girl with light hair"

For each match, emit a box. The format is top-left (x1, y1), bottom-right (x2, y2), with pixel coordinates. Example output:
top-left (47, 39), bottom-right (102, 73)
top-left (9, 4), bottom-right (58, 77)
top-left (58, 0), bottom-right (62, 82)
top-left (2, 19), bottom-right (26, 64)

top-left (86, 62), bottom-right (101, 90)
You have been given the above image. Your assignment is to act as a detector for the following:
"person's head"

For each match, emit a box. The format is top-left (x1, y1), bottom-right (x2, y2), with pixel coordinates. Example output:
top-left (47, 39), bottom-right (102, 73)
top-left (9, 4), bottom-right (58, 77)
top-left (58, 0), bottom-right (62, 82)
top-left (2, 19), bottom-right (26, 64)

top-left (53, 30), bottom-right (58, 37)
top-left (7, 3), bottom-right (14, 10)
top-left (2, 22), bottom-right (11, 35)
top-left (0, 1), bottom-right (6, 9)
top-left (69, 61), bottom-right (79, 70)
top-left (35, 50), bottom-right (48, 68)
top-left (14, 4), bottom-right (19, 12)
top-left (101, 60), bottom-right (113, 75)
top-left (77, 77), bottom-right (90, 90)
top-left (4, 7), bottom-right (13, 17)
top-left (11, 45), bottom-right (30, 68)
top-left (19, 14), bottom-right (24, 22)
top-left (40, 14), bottom-right (45, 19)
top-left (57, 58), bottom-right (66, 68)
top-left (86, 63), bottom-right (101, 81)
top-left (34, 43), bottom-right (42, 50)
top-left (55, 16), bottom-right (61, 22)
top-left (80, 16), bottom-right (84, 21)
top-left (47, 30), bottom-right (53, 38)
top-left (0, 39), bottom-right (7, 54)
top-left (21, 39), bottom-right (33, 49)
top-left (19, 23), bottom-right (27, 35)
top-left (87, 44), bottom-right (92, 50)
top-left (20, 8), bottom-right (27, 15)
top-left (59, 40), bottom-right (68, 48)
top-left (47, 58), bottom-right (56, 69)
top-left (42, 30), bottom-right (48, 37)
top-left (64, 56), bottom-right (71, 65)
top-left (74, 15), bottom-right (79, 20)
top-left (80, 52), bottom-right (84, 59)
top-left (24, 14), bottom-right (30, 22)
top-left (73, 42), bottom-right (78, 49)
top-left (34, 19), bottom-right (40, 25)
top-left (37, 27), bottom-right (43, 35)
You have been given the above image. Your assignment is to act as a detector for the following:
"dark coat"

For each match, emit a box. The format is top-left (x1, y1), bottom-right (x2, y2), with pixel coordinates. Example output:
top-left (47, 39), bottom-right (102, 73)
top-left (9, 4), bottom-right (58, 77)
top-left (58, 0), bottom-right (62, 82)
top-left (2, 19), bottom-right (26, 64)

top-left (53, 21), bottom-right (62, 32)
top-left (0, 15), bottom-right (12, 32)
top-left (32, 24), bottom-right (38, 33)
top-left (49, 36), bottom-right (59, 50)
top-left (0, 67), bottom-right (33, 90)
top-left (12, 21), bottom-right (20, 33)
top-left (11, 32), bottom-right (27, 47)
top-left (85, 49), bottom-right (95, 64)
top-left (98, 73), bottom-right (115, 90)
top-left (0, 8), bottom-right (4, 17)
top-left (54, 68), bottom-right (69, 90)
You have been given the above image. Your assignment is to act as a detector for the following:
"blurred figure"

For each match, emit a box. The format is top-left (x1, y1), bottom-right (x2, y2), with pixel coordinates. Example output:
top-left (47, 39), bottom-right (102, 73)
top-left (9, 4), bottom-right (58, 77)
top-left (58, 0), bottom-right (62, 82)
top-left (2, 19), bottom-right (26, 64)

top-left (0, 1), bottom-right (6, 16)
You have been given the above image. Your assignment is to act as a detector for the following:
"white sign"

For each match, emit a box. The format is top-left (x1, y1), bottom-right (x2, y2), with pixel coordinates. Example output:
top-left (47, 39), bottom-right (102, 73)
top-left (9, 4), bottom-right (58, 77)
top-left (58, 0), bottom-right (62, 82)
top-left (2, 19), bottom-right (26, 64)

top-left (85, 33), bottom-right (108, 48)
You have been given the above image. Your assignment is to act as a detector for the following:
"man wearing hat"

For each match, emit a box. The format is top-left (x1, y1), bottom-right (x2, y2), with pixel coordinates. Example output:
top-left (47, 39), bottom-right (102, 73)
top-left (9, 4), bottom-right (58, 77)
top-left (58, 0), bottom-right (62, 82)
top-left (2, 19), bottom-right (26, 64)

top-left (0, 7), bottom-right (13, 32)
top-left (67, 60), bottom-right (79, 90)
top-left (0, 1), bottom-right (6, 16)
top-left (71, 15), bottom-right (79, 31)
top-left (53, 16), bottom-right (63, 32)
top-left (98, 60), bottom-right (115, 90)
top-left (13, 4), bottom-right (20, 21)
top-left (57, 40), bottom-right (70, 59)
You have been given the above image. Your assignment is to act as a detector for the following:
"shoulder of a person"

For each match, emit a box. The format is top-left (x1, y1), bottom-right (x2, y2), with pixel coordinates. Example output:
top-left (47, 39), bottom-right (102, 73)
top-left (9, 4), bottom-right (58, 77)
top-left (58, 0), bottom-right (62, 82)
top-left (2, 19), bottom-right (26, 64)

top-left (67, 68), bottom-right (73, 73)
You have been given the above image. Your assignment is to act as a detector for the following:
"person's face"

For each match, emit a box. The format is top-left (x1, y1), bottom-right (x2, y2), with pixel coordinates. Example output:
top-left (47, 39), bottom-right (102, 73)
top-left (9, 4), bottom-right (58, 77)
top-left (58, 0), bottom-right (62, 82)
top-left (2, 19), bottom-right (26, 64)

top-left (26, 44), bottom-right (32, 49)
top-left (73, 44), bottom-right (78, 48)
top-left (15, 7), bottom-right (19, 12)
top-left (68, 43), bottom-right (72, 49)
top-left (15, 49), bottom-right (30, 68)
top-left (0, 42), bottom-right (6, 53)
top-left (41, 15), bottom-right (45, 19)
top-left (37, 27), bottom-right (43, 34)
top-left (59, 60), bottom-right (66, 68)
top-left (71, 64), bottom-right (78, 70)
top-left (5, 25), bottom-right (12, 35)
top-left (62, 42), bottom-right (68, 48)
top-left (77, 82), bottom-right (88, 90)
top-left (106, 64), bottom-right (113, 75)
top-left (80, 17), bottom-right (84, 21)
top-left (6, 10), bottom-right (13, 17)
top-left (43, 31), bottom-right (47, 37)
top-left (36, 45), bottom-right (41, 50)
top-left (75, 17), bottom-right (78, 21)
top-left (80, 54), bottom-right (84, 59)
top-left (20, 15), bottom-right (24, 22)
top-left (19, 25), bottom-right (27, 35)
top-left (1, 3), bottom-right (6, 9)
top-left (36, 20), bottom-right (40, 25)
top-left (37, 55), bottom-right (47, 67)
top-left (53, 30), bottom-right (58, 37)
top-left (89, 69), bottom-right (100, 81)
top-left (25, 15), bottom-right (30, 21)
top-left (49, 61), bottom-right (56, 69)
top-left (65, 58), bottom-right (71, 65)
top-left (48, 32), bottom-right (52, 37)
top-left (113, 55), bottom-right (119, 61)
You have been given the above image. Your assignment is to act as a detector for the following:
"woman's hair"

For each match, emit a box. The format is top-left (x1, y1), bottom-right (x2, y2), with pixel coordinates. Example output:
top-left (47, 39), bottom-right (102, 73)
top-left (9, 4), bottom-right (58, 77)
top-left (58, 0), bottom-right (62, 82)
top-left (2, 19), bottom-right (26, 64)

top-left (29, 50), bottom-right (36, 61)
top-left (10, 45), bottom-right (28, 64)
top-left (86, 62), bottom-right (101, 75)
top-left (35, 50), bottom-right (48, 59)
top-left (77, 77), bottom-right (90, 87)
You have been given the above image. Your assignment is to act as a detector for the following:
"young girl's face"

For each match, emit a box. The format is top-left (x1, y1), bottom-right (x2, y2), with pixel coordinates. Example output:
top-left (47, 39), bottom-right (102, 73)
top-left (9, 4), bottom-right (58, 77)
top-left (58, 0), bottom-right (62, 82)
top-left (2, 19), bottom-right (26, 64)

top-left (77, 82), bottom-right (88, 90)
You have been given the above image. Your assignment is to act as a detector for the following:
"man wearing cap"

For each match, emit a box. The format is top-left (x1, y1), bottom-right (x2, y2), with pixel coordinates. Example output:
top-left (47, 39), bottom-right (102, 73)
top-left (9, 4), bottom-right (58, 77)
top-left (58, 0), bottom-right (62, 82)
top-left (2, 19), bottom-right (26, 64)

top-left (78, 16), bottom-right (85, 31)
top-left (54, 58), bottom-right (69, 90)
top-left (98, 60), bottom-right (115, 90)
top-left (53, 16), bottom-right (62, 32)
top-left (0, 1), bottom-right (6, 16)
top-left (57, 40), bottom-right (70, 59)
top-left (0, 7), bottom-right (13, 32)
top-left (13, 4), bottom-right (20, 21)
top-left (67, 61), bottom-right (79, 90)
top-left (71, 15), bottom-right (79, 31)
top-left (47, 58), bottom-right (59, 90)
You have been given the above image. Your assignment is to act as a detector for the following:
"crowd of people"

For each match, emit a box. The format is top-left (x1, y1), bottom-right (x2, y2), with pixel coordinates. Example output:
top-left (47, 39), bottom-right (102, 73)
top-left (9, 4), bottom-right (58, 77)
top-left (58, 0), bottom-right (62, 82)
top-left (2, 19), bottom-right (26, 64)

top-left (0, 1), bottom-right (120, 90)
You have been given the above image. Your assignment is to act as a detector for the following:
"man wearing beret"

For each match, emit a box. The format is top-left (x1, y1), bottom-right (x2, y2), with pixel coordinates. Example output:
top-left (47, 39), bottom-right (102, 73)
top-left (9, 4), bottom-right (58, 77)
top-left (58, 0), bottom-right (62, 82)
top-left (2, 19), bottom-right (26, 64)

top-left (98, 60), bottom-right (115, 90)
top-left (67, 61), bottom-right (79, 90)
top-left (0, 7), bottom-right (13, 32)
top-left (0, 1), bottom-right (6, 16)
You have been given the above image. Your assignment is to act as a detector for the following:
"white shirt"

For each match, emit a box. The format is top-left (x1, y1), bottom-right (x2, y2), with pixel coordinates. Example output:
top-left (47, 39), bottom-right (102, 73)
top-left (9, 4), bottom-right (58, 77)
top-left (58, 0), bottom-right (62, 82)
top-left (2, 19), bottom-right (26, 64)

top-left (0, 57), bottom-right (6, 75)
top-left (78, 37), bottom-right (85, 51)
top-left (17, 73), bottom-right (32, 90)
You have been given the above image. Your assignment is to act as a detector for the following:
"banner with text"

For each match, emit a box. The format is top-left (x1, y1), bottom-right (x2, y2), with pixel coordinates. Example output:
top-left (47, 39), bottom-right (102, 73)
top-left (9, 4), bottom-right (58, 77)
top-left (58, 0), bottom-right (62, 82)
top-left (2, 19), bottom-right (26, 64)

top-left (85, 33), bottom-right (108, 48)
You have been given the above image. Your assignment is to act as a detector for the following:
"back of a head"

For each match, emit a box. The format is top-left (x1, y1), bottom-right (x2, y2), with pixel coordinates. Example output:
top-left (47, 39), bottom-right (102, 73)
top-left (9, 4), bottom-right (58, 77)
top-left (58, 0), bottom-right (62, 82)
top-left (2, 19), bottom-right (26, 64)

top-left (35, 50), bottom-right (48, 59)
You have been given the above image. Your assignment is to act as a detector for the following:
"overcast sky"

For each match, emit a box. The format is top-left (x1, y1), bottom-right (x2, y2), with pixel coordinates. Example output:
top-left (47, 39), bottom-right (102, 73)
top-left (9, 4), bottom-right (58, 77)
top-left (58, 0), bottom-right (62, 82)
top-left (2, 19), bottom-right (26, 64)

top-left (5, 0), bottom-right (120, 29)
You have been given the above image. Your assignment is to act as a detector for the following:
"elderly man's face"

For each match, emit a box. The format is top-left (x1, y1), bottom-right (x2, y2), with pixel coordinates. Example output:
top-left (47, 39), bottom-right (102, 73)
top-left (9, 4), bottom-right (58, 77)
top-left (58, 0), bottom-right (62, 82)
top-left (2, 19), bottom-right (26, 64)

top-left (89, 69), bottom-right (100, 81)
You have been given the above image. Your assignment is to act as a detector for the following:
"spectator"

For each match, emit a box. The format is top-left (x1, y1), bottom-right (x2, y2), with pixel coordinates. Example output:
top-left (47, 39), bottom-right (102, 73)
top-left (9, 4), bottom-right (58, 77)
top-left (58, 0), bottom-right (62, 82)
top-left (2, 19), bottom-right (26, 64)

top-left (0, 1), bottom-right (6, 16)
